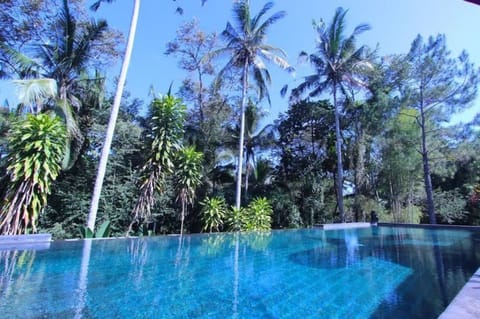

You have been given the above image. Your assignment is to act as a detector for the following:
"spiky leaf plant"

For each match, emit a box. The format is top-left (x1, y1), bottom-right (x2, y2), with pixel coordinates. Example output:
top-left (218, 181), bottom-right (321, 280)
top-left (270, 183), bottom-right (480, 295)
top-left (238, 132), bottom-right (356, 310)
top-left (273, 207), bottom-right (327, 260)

top-left (1, 114), bottom-right (66, 235)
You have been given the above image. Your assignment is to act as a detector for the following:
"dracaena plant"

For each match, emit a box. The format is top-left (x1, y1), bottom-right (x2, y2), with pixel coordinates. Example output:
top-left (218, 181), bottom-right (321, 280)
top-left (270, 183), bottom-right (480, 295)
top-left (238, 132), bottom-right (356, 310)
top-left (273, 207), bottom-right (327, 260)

top-left (200, 196), bottom-right (227, 233)
top-left (0, 113), bottom-right (66, 235)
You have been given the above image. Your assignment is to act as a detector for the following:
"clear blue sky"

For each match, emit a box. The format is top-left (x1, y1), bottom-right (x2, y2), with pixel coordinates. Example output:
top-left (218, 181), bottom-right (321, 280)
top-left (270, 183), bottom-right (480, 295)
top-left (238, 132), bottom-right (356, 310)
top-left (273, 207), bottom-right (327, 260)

top-left (2, 0), bottom-right (479, 124)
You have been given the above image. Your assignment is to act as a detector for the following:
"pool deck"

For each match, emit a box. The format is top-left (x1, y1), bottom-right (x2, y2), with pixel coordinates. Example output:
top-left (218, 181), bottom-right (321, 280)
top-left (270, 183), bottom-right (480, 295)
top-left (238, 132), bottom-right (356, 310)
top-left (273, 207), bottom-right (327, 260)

top-left (438, 268), bottom-right (480, 319)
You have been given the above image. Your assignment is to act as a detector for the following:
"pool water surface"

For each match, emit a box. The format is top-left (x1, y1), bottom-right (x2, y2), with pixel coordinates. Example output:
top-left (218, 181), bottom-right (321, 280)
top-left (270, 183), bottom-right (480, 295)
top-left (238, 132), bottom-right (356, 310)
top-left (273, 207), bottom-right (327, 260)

top-left (1, 226), bottom-right (479, 318)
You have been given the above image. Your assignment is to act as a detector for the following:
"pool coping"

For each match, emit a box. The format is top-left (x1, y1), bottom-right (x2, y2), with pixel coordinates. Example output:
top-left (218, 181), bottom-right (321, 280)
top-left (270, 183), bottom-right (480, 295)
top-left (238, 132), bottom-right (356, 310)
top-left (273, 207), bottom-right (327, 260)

top-left (438, 267), bottom-right (480, 319)
top-left (378, 222), bottom-right (480, 231)
top-left (313, 222), bottom-right (372, 230)
top-left (0, 233), bottom-right (51, 250)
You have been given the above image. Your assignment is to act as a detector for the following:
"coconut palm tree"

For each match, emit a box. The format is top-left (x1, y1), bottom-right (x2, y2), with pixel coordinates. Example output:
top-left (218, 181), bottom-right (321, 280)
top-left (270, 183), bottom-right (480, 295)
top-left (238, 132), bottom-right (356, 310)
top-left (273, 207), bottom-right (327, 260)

top-left (211, 0), bottom-right (292, 209)
top-left (243, 103), bottom-right (276, 198)
top-left (175, 146), bottom-right (203, 235)
top-left (290, 7), bottom-right (370, 222)
top-left (7, 0), bottom-right (109, 167)
top-left (226, 101), bottom-right (276, 199)
top-left (88, 0), bottom-right (140, 234)
top-left (88, 0), bottom-right (209, 236)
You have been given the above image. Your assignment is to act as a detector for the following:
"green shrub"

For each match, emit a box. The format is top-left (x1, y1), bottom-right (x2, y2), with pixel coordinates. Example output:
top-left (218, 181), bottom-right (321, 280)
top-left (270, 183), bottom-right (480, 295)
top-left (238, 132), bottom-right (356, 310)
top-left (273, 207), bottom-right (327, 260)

top-left (200, 196), bottom-right (227, 233)
top-left (245, 197), bottom-right (272, 231)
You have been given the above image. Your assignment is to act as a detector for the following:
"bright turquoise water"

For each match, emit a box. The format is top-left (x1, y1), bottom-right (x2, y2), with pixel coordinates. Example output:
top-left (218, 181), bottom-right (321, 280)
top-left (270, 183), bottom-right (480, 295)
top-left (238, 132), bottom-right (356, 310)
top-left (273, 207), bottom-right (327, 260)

top-left (1, 226), bottom-right (479, 319)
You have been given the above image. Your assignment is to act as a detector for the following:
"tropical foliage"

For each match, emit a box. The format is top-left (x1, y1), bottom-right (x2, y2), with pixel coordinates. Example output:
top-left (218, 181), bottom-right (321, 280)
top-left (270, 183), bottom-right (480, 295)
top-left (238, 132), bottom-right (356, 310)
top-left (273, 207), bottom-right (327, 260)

top-left (128, 94), bottom-right (186, 234)
top-left (211, 0), bottom-right (293, 209)
top-left (0, 1), bottom-right (479, 238)
top-left (200, 196), bottom-right (227, 233)
top-left (175, 146), bottom-right (203, 235)
top-left (290, 7), bottom-right (371, 222)
top-left (0, 114), bottom-right (66, 235)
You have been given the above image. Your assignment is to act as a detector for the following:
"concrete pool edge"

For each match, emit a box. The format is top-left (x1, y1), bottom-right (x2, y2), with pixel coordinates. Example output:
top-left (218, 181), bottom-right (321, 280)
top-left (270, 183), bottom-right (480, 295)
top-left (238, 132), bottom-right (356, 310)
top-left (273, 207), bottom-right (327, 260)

top-left (0, 233), bottom-right (51, 250)
top-left (313, 222), bottom-right (372, 230)
top-left (378, 222), bottom-right (480, 231)
top-left (438, 267), bottom-right (480, 319)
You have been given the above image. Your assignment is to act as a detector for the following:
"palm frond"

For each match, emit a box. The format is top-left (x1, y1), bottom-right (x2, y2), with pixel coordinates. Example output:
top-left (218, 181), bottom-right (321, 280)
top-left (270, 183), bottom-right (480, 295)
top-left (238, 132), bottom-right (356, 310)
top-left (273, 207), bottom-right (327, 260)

top-left (255, 10), bottom-right (286, 40)
top-left (329, 7), bottom-right (347, 57)
top-left (259, 48), bottom-right (293, 72)
top-left (251, 2), bottom-right (274, 30)
top-left (290, 73), bottom-right (321, 101)
top-left (13, 78), bottom-right (57, 113)
top-left (0, 44), bottom-right (40, 77)
top-left (214, 55), bottom-right (240, 89)
top-left (352, 23), bottom-right (371, 37)
top-left (308, 80), bottom-right (330, 98)
top-left (90, 0), bottom-right (115, 11)
top-left (222, 22), bottom-right (242, 44)
top-left (280, 84), bottom-right (289, 97)
top-left (204, 47), bottom-right (232, 63)
top-left (254, 123), bottom-right (278, 147)
top-left (233, 1), bottom-right (250, 35)
top-left (259, 44), bottom-right (288, 58)
top-left (73, 19), bottom-right (109, 70)
top-left (252, 64), bottom-right (271, 104)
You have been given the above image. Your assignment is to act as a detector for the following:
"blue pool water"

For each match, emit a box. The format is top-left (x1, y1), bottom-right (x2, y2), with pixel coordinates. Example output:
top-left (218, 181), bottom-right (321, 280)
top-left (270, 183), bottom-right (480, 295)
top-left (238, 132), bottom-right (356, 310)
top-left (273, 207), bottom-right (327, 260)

top-left (1, 226), bottom-right (479, 318)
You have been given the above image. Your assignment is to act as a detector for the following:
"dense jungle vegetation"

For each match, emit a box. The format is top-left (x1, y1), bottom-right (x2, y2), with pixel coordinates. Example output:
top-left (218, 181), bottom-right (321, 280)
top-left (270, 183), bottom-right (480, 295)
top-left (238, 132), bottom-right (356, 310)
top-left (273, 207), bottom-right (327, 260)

top-left (0, 0), bottom-right (479, 238)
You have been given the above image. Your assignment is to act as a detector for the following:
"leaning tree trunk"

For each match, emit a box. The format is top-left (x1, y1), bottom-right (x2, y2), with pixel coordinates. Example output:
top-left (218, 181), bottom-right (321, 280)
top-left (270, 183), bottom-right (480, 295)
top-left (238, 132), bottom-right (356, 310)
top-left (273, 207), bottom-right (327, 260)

top-left (87, 0), bottom-right (140, 233)
top-left (333, 83), bottom-right (345, 222)
top-left (235, 59), bottom-right (249, 210)
top-left (420, 99), bottom-right (436, 224)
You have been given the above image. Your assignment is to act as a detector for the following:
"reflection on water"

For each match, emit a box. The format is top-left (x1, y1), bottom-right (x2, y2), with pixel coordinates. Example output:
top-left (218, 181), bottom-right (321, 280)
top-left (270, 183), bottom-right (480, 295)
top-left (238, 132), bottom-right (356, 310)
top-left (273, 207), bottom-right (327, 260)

top-left (0, 227), bottom-right (479, 319)
top-left (344, 230), bottom-right (360, 266)
top-left (74, 240), bottom-right (91, 319)
top-left (0, 250), bottom-right (37, 298)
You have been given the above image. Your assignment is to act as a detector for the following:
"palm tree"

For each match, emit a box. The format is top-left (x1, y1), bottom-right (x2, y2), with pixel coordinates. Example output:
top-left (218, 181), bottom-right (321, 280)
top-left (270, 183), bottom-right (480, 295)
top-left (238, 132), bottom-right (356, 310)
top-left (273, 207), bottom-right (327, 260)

top-left (290, 7), bottom-right (370, 222)
top-left (226, 101), bottom-right (276, 199)
top-left (87, 0), bottom-right (209, 235)
top-left (243, 103), bottom-right (276, 198)
top-left (88, 0), bottom-right (140, 234)
top-left (127, 94), bottom-right (186, 235)
top-left (5, 0), bottom-right (109, 169)
top-left (211, 0), bottom-right (292, 209)
top-left (175, 146), bottom-right (203, 235)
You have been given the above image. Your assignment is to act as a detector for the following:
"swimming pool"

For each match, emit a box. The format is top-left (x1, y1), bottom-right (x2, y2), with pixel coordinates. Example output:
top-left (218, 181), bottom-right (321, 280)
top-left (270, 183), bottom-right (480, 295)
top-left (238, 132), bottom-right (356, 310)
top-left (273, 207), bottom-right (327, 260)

top-left (0, 226), bottom-right (479, 318)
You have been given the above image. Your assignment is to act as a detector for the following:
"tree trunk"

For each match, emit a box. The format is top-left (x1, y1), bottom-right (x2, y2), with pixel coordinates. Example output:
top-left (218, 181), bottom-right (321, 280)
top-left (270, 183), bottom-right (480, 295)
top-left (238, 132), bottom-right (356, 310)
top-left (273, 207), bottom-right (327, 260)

top-left (244, 163), bottom-right (250, 201)
top-left (235, 59), bottom-right (249, 209)
top-left (197, 68), bottom-right (205, 124)
top-left (333, 83), bottom-right (345, 222)
top-left (420, 101), bottom-right (436, 224)
top-left (354, 119), bottom-right (366, 222)
top-left (87, 0), bottom-right (140, 233)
